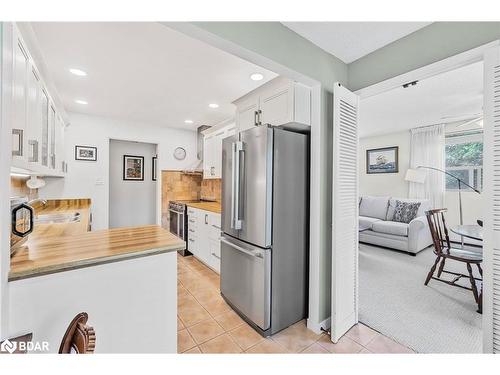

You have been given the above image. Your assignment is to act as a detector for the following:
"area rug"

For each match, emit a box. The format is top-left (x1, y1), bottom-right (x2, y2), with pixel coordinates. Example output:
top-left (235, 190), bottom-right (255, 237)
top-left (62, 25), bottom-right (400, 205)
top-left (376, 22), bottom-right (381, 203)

top-left (359, 243), bottom-right (482, 353)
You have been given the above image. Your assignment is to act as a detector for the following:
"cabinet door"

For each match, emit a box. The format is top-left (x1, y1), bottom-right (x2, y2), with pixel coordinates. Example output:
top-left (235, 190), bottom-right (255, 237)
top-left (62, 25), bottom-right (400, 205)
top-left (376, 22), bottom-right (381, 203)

top-left (12, 38), bottom-right (29, 164)
top-left (26, 67), bottom-right (42, 165)
top-left (48, 105), bottom-right (56, 169)
top-left (236, 95), bottom-right (259, 132)
top-left (187, 209), bottom-right (199, 256)
top-left (55, 115), bottom-right (66, 173)
top-left (40, 89), bottom-right (49, 167)
top-left (259, 82), bottom-right (293, 127)
top-left (203, 135), bottom-right (214, 179)
top-left (212, 130), bottom-right (225, 178)
top-left (192, 211), bottom-right (210, 265)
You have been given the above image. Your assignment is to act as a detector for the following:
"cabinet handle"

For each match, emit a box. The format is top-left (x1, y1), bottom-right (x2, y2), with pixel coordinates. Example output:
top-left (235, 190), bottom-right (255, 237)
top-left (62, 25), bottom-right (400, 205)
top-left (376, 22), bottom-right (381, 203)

top-left (12, 129), bottom-right (23, 157)
top-left (205, 214), bottom-right (208, 225)
top-left (211, 224), bottom-right (221, 230)
top-left (189, 219), bottom-right (195, 223)
top-left (211, 252), bottom-right (221, 260)
top-left (258, 110), bottom-right (262, 125)
top-left (189, 229), bottom-right (195, 233)
top-left (254, 110), bottom-right (258, 126)
top-left (189, 238), bottom-right (194, 242)
top-left (211, 166), bottom-right (215, 176)
top-left (28, 140), bottom-right (38, 162)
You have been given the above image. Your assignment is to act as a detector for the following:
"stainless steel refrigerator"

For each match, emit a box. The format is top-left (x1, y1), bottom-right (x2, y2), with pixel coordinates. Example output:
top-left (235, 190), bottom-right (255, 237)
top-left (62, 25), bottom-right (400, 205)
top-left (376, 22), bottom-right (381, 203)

top-left (220, 125), bottom-right (308, 337)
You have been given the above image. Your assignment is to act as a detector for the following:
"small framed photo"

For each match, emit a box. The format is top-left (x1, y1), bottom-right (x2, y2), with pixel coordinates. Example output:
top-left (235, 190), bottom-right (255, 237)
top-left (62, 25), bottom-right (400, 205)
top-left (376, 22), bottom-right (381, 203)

top-left (75, 145), bottom-right (97, 161)
top-left (152, 156), bottom-right (157, 181)
top-left (123, 155), bottom-right (144, 181)
top-left (366, 146), bottom-right (399, 174)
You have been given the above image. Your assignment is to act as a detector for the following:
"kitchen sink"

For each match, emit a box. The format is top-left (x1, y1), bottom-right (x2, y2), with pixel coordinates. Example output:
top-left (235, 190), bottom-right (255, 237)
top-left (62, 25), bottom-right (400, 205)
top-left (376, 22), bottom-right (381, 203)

top-left (35, 212), bottom-right (81, 224)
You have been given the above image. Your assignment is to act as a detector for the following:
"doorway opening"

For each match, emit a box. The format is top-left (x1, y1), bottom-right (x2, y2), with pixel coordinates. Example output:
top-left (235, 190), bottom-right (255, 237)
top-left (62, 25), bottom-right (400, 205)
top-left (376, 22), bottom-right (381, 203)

top-left (356, 59), bottom-right (485, 353)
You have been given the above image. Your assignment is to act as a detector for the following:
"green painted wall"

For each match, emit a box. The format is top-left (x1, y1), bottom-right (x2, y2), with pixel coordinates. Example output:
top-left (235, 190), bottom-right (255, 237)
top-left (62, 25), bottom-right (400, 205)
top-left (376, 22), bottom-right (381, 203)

top-left (348, 22), bottom-right (500, 91)
top-left (192, 22), bottom-right (348, 323)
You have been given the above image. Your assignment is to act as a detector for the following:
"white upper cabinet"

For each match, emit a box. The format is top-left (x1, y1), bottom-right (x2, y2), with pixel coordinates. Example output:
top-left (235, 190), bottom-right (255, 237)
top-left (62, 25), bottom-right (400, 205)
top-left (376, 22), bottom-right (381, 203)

top-left (10, 24), bottom-right (67, 177)
top-left (234, 76), bottom-right (311, 133)
top-left (235, 95), bottom-right (260, 132)
top-left (203, 121), bottom-right (235, 179)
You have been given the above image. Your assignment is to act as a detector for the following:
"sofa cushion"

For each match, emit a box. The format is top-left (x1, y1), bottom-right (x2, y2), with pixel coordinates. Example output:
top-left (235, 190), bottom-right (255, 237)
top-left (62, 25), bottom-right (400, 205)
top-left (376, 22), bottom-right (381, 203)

top-left (392, 200), bottom-right (421, 223)
top-left (372, 221), bottom-right (409, 237)
top-left (359, 196), bottom-right (390, 220)
top-left (387, 198), bottom-right (431, 220)
top-left (359, 216), bottom-right (381, 231)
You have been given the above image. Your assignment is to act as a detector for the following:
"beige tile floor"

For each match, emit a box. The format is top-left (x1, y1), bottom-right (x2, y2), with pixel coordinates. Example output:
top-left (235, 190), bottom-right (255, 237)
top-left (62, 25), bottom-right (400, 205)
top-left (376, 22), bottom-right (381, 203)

top-left (177, 254), bottom-right (415, 354)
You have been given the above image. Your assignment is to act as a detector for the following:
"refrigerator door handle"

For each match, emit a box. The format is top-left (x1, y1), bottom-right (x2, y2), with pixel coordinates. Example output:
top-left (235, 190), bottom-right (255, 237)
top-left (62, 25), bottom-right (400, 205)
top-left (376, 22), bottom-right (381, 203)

top-left (220, 237), bottom-right (263, 258)
top-left (230, 142), bottom-right (236, 229)
top-left (232, 141), bottom-right (243, 230)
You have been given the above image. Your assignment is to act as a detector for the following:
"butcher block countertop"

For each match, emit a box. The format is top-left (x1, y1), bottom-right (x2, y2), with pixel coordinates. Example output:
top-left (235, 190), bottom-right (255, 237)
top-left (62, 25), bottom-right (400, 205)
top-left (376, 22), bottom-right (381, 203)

top-left (9, 199), bottom-right (184, 281)
top-left (186, 201), bottom-right (221, 214)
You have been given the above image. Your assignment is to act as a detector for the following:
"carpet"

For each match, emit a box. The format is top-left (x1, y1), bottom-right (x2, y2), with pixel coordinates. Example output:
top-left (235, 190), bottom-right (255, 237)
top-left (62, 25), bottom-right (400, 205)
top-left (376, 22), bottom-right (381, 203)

top-left (359, 243), bottom-right (482, 353)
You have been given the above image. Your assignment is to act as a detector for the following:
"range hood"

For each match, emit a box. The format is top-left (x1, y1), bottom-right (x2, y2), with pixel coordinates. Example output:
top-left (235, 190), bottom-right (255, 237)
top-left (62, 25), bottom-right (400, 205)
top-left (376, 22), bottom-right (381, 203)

top-left (182, 125), bottom-right (210, 175)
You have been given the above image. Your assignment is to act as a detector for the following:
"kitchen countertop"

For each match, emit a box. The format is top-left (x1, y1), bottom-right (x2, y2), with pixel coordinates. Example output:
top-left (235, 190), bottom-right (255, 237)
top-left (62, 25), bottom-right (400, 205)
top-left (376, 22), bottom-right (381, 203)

top-left (9, 199), bottom-right (184, 281)
top-left (186, 201), bottom-right (221, 214)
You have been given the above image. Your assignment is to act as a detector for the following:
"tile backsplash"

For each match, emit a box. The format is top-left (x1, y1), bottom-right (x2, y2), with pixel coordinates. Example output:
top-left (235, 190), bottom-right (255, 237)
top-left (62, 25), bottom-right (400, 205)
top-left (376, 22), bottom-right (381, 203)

top-left (201, 179), bottom-right (221, 202)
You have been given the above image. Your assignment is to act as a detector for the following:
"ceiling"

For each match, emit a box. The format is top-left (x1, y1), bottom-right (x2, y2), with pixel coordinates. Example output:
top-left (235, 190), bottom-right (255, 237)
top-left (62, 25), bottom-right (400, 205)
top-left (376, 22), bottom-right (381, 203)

top-left (282, 22), bottom-right (432, 63)
top-left (28, 22), bottom-right (277, 130)
top-left (359, 61), bottom-right (484, 138)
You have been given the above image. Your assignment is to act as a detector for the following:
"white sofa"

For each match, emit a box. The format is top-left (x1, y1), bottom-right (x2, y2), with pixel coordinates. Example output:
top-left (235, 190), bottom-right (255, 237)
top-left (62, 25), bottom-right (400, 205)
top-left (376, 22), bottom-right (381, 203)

top-left (358, 196), bottom-right (433, 255)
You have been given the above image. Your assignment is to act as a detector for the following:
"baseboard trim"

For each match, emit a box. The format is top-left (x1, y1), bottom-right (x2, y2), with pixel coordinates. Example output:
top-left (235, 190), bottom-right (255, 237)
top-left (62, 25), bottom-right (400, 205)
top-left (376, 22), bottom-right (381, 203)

top-left (307, 317), bottom-right (330, 334)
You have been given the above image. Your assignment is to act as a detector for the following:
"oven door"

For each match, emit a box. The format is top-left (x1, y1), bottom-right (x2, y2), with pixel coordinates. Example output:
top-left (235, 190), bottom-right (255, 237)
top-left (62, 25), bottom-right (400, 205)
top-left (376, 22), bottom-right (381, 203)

top-left (169, 209), bottom-right (185, 240)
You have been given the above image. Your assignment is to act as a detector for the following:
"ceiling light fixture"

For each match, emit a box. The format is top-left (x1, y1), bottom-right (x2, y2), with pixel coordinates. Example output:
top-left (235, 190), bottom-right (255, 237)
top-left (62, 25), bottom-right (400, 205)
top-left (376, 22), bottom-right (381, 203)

top-left (69, 68), bottom-right (87, 77)
top-left (250, 73), bottom-right (264, 81)
top-left (75, 99), bottom-right (88, 105)
top-left (208, 103), bottom-right (219, 109)
top-left (184, 120), bottom-right (194, 124)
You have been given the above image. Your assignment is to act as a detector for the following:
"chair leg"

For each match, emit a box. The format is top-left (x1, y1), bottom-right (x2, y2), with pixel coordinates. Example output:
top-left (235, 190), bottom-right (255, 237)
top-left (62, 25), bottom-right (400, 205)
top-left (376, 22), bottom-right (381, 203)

top-left (466, 262), bottom-right (480, 305)
top-left (437, 258), bottom-right (446, 278)
top-left (477, 263), bottom-right (483, 278)
top-left (425, 256), bottom-right (441, 286)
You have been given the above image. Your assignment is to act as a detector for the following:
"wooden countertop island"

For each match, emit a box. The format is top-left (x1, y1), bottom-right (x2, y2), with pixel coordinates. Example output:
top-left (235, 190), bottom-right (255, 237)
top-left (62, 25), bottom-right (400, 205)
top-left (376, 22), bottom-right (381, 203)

top-left (8, 199), bottom-right (181, 353)
top-left (9, 225), bottom-right (184, 281)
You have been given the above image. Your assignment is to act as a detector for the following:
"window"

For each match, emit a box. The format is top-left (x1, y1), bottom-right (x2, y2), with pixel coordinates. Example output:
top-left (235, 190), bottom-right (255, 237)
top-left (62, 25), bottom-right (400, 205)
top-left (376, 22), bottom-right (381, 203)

top-left (445, 130), bottom-right (483, 191)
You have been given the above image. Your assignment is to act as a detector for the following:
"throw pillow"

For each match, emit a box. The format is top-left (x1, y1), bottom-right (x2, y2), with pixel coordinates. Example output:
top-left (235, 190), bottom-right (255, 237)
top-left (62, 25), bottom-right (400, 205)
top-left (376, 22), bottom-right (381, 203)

top-left (392, 200), bottom-right (421, 223)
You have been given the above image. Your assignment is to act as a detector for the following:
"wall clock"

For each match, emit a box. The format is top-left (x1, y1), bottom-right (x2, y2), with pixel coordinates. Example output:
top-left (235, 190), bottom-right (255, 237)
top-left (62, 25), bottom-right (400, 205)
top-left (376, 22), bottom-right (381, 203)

top-left (173, 147), bottom-right (187, 161)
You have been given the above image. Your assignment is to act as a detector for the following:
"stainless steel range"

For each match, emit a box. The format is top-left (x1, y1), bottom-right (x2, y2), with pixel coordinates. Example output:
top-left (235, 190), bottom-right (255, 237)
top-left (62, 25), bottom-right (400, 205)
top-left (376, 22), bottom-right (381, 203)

top-left (168, 200), bottom-right (191, 256)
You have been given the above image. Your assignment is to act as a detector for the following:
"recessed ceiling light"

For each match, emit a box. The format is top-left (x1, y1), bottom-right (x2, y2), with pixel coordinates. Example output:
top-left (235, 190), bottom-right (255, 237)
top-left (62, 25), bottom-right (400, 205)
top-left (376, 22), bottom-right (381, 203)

top-left (69, 68), bottom-right (87, 77)
top-left (75, 99), bottom-right (88, 105)
top-left (208, 103), bottom-right (219, 109)
top-left (250, 73), bottom-right (264, 81)
top-left (184, 120), bottom-right (194, 124)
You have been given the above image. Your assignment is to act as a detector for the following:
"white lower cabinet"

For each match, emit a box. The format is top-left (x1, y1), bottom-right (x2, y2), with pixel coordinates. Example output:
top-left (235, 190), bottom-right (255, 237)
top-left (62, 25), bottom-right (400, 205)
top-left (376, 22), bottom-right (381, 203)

top-left (187, 207), bottom-right (221, 273)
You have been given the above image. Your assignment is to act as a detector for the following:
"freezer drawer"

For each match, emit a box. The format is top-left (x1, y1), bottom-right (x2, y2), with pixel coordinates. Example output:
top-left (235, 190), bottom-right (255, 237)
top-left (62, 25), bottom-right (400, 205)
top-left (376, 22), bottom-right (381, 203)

top-left (220, 235), bottom-right (271, 331)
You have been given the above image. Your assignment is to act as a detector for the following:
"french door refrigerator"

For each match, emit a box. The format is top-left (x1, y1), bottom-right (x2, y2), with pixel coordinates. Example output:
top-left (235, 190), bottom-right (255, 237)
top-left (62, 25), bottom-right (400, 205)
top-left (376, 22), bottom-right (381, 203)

top-left (221, 125), bottom-right (308, 337)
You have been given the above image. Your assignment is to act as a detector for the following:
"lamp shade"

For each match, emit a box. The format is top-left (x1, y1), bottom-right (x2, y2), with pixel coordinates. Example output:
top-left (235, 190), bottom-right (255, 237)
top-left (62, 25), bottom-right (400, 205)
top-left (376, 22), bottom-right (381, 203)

top-left (405, 168), bottom-right (426, 184)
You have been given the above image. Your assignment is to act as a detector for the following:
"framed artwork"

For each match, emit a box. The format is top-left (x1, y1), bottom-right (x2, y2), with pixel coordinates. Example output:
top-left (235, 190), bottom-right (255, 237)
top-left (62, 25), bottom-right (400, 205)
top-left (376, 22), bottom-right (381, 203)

top-left (75, 145), bottom-right (97, 161)
top-left (123, 155), bottom-right (144, 181)
top-left (152, 156), bottom-right (157, 181)
top-left (366, 146), bottom-right (399, 174)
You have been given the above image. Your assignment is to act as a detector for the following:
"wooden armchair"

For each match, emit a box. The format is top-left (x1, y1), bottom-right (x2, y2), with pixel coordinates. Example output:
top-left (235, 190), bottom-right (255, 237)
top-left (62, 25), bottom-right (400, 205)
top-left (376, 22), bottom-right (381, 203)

top-left (59, 312), bottom-right (96, 354)
top-left (424, 209), bottom-right (483, 312)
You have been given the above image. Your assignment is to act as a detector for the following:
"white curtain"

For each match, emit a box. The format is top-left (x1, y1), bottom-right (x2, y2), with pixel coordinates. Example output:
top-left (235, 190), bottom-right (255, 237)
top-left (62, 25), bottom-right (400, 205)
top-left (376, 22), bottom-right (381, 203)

top-left (409, 124), bottom-right (446, 208)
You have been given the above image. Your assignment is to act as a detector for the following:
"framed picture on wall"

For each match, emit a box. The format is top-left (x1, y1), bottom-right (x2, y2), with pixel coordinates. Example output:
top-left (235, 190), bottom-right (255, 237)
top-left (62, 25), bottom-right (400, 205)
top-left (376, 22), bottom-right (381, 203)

top-left (75, 145), bottom-right (97, 161)
top-left (366, 146), bottom-right (399, 174)
top-left (123, 155), bottom-right (144, 181)
top-left (152, 156), bottom-right (157, 181)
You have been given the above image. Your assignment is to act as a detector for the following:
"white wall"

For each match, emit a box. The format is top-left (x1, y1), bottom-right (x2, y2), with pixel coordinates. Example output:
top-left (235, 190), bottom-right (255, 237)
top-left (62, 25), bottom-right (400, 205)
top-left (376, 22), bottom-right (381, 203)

top-left (359, 130), bottom-right (411, 198)
top-left (39, 112), bottom-right (197, 230)
top-left (109, 139), bottom-right (157, 228)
